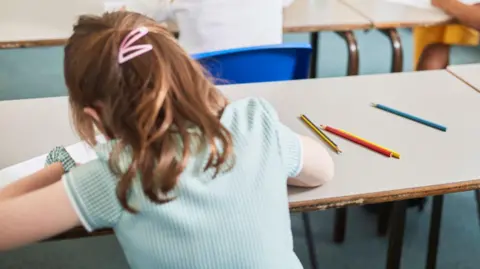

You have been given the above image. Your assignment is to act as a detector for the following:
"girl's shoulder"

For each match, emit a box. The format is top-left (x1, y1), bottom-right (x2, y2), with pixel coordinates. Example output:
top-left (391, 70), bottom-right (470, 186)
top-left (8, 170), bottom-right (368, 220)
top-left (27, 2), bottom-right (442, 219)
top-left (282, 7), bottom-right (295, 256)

top-left (220, 97), bottom-right (281, 136)
top-left (222, 97), bottom-right (279, 121)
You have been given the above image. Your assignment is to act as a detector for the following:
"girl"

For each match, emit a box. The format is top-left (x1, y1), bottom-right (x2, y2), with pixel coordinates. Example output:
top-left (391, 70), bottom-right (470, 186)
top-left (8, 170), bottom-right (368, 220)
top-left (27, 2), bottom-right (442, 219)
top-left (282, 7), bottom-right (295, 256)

top-left (0, 12), bottom-right (333, 269)
top-left (124, 0), bottom-right (295, 53)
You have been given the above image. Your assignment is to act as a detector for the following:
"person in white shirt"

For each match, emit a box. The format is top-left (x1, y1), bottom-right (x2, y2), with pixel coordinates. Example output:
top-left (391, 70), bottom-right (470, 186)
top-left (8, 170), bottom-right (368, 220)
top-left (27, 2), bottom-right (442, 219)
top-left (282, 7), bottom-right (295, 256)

top-left (125, 0), bottom-right (294, 53)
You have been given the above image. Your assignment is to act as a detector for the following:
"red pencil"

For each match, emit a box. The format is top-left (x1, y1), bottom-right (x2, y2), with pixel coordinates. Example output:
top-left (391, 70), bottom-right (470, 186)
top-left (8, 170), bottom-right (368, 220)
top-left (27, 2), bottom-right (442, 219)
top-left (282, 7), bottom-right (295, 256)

top-left (321, 125), bottom-right (394, 158)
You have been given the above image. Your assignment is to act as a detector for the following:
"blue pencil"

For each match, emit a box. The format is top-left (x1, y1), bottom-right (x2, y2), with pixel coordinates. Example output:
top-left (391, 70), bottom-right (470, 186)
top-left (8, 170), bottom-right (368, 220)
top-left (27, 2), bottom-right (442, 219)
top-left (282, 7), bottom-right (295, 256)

top-left (371, 103), bottom-right (447, 132)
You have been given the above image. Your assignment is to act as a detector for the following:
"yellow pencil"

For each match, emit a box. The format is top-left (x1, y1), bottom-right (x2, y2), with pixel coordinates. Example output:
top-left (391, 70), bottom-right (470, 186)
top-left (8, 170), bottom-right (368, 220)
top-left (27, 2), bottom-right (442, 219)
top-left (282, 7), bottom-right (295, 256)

top-left (339, 129), bottom-right (400, 159)
top-left (300, 115), bottom-right (342, 154)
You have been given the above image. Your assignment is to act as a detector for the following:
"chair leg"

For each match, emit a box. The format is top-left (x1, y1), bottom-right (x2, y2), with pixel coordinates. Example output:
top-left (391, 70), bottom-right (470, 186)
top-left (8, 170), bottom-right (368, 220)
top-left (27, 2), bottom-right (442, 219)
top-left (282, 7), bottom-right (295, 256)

top-left (380, 29), bottom-right (403, 73)
top-left (302, 213), bottom-right (318, 269)
top-left (333, 208), bottom-right (347, 243)
top-left (309, 32), bottom-right (320, 78)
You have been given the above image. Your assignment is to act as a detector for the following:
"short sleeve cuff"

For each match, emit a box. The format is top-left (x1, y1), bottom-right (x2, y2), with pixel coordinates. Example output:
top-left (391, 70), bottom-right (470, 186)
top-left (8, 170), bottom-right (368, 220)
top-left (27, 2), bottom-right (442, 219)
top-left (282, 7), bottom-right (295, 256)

top-left (63, 174), bottom-right (94, 232)
top-left (61, 160), bottom-right (123, 231)
top-left (292, 134), bottom-right (303, 177)
top-left (277, 124), bottom-right (303, 177)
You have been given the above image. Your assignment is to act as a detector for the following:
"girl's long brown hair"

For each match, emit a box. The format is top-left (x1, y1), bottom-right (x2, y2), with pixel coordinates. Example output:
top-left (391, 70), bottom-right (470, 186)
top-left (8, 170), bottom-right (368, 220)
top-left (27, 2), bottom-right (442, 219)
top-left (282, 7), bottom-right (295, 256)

top-left (64, 12), bottom-right (234, 212)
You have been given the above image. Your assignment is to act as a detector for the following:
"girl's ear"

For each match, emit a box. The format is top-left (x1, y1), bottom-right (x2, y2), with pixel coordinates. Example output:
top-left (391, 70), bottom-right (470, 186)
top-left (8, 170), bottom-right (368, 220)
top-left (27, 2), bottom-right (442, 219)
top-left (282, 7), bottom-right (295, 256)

top-left (83, 107), bottom-right (101, 122)
top-left (83, 107), bottom-right (110, 140)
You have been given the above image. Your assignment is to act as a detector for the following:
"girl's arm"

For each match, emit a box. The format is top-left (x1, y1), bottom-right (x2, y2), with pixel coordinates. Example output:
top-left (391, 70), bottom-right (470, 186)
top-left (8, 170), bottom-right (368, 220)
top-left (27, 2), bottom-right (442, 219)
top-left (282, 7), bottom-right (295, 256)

top-left (287, 135), bottom-right (334, 187)
top-left (0, 163), bottom-right (64, 202)
top-left (433, 0), bottom-right (480, 31)
top-left (0, 180), bottom-right (80, 251)
top-left (259, 98), bottom-right (334, 188)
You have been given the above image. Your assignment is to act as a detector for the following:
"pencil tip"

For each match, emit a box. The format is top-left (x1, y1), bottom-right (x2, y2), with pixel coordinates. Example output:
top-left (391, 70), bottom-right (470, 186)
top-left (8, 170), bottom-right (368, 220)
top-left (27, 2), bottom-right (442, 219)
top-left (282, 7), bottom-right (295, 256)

top-left (371, 103), bottom-right (377, 107)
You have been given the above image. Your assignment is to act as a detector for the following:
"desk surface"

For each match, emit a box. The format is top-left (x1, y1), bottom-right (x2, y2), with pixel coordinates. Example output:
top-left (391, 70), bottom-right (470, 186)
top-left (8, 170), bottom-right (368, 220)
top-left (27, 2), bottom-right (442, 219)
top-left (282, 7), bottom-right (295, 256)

top-left (221, 70), bottom-right (480, 210)
top-left (341, 0), bottom-right (451, 28)
top-left (283, 0), bottom-right (371, 32)
top-left (0, 0), bottom-right (104, 48)
top-left (2, 71), bottom-right (480, 213)
top-left (447, 64), bottom-right (480, 93)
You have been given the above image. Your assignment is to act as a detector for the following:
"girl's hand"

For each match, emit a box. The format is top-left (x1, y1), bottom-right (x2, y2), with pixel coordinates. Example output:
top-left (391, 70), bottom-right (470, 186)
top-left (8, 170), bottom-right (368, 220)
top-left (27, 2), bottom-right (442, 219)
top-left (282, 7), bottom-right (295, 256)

top-left (45, 147), bottom-right (76, 174)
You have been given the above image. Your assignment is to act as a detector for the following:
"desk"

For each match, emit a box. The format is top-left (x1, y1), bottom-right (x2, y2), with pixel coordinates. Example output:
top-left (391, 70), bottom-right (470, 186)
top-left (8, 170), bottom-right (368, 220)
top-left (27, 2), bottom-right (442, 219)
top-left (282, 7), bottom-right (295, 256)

top-left (225, 70), bottom-right (480, 269)
top-left (341, 0), bottom-right (452, 73)
top-left (5, 71), bottom-right (479, 211)
top-left (223, 71), bottom-right (480, 209)
top-left (2, 70), bottom-right (480, 268)
top-left (284, 0), bottom-right (371, 32)
top-left (447, 63), bottom-right (480, 92)
top-left (341, 0), bottom-right (450, 29)
top-left (0, 0), bottom-right (104, 48)
top-left (284, 0), bottom-right (372, 77)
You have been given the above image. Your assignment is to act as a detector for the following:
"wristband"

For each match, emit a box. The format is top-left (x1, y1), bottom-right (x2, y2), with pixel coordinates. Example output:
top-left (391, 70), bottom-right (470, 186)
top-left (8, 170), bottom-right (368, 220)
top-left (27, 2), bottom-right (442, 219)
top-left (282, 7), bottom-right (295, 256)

top-left (45, 146), bottom-right (76, 173)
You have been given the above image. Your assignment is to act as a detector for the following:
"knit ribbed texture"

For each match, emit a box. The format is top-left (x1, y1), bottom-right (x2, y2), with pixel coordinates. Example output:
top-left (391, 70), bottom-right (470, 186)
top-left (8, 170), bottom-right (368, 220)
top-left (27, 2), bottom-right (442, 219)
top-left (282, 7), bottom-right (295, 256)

top-left (63, 98), bottom-right (303, 269)
top-left (45, 146), bottom-right (76, 173)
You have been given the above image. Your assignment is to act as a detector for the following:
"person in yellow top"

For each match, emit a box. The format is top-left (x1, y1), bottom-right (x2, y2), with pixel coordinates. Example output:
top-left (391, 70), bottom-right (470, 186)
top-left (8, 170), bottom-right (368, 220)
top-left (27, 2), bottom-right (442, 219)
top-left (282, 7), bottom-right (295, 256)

top-left (415, 0), bottom-right (480, 70)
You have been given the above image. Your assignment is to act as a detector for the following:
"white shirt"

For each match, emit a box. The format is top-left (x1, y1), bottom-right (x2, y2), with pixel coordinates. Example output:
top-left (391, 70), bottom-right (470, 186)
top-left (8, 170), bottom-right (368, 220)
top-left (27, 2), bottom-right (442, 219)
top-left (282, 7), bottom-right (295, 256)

top-left (126, 0), bottom-right (294, 53)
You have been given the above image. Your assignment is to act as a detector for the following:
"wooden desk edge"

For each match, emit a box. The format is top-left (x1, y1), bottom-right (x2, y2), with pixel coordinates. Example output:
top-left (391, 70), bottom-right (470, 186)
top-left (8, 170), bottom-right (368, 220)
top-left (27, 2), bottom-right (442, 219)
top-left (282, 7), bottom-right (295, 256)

top-left (446, 68), bottom-right (480, 94)
top-left (47, 178), bottom-right (480, 241)
top-left (289, 178), bottom-right (480, 212)
top-left (0, 39), bottom-right (67, 49)
top-left (372, 19), bottom-right (453, 29)
top-left (283, 23), bottom-right (372, 33)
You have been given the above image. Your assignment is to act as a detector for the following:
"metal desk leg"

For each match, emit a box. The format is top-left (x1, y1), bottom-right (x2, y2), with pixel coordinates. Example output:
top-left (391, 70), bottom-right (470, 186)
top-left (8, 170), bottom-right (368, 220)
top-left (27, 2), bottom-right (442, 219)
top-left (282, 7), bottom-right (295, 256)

top-left (386, 200), bottom-right (407, 269)
top-left (426, 195), bottom-right (444, 269)
top-left (381, 29), bottom-right (403, 73)
top-left (309, 32), bottom-right (320, 78)
top-left (475, 190), bottom-right (480, 226)
top-left (302, 212), bottom-right (318, 269)
top-left (333, 208), bottom-right (347, 243)
top-left (336, 31), bottom-right (360, 76)
top-left (377, 203), bottom-right (391, 237)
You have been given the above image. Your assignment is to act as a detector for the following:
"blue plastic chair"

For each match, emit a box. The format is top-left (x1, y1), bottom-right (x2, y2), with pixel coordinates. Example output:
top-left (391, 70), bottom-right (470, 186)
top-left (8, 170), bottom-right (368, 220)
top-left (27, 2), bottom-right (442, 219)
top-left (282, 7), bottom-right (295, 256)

top-left (192, 43), bottom-right (312, 85)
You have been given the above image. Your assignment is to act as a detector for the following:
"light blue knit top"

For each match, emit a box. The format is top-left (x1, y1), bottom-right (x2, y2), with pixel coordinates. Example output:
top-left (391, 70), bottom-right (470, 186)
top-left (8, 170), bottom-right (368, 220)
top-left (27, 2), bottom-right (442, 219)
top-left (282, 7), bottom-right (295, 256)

top-left (63, 97), bottom-right (304, 269)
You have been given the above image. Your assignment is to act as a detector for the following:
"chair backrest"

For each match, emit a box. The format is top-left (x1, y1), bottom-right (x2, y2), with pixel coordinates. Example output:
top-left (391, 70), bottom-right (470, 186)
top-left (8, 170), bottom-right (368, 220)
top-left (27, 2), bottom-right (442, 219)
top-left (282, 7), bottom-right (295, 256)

top-left (192, 43), bottom-right (312, 85)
